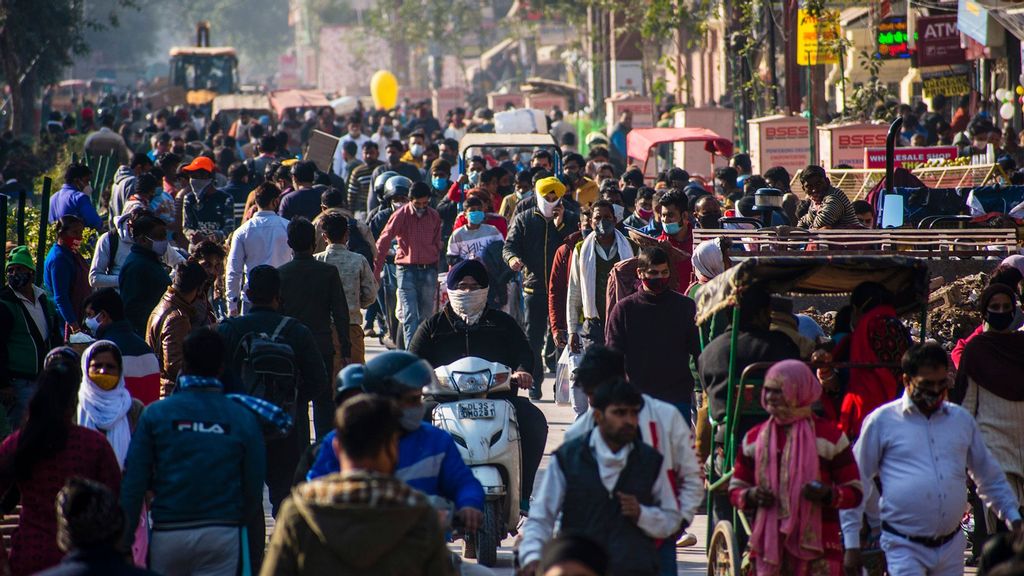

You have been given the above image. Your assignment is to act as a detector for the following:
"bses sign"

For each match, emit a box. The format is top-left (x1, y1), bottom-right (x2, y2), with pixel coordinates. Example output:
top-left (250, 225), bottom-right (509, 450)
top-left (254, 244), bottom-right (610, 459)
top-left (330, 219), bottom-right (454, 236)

top-left (864, 146), bottom-right (958, 168)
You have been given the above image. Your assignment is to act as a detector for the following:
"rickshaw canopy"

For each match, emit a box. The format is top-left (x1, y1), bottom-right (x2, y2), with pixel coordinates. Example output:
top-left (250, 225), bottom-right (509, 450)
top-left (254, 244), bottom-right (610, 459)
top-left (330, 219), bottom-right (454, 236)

top-left (626, 127), bottom-right (734, 167)
top-left (269, 89), bottom-right (330, 116)
top-left (211, 94), bottom-right (272, 118)
top-left (694, 255), bottom-right (930, 325)
top-left (459, 133), bottom-right (558, 151)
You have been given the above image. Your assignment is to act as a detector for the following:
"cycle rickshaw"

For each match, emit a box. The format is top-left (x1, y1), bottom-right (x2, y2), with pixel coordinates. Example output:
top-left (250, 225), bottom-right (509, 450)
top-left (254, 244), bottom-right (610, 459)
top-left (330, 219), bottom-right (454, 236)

top-left (693, 255), bottom-right (931, 576)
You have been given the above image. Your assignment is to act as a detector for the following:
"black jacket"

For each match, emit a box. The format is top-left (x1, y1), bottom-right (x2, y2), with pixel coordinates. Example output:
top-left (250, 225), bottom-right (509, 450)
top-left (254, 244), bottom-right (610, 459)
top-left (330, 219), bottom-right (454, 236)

top-left (503, 208), bottom-right (579, 293)
top-left (217, 307), bottom-right (329, 402)
top-left (409, 306), bottom-right (534, 376)
top-left (699, 328), bottom-right (801, 438)
top-left (278, 253), bottom-right (351, 359)
top-left (119, 244), bottom-right (171, 336)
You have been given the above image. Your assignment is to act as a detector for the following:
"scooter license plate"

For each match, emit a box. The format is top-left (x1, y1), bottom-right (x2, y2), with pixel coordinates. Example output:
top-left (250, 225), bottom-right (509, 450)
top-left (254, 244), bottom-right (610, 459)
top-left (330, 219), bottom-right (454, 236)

top-left (458, 401), bottom-right (496, 419)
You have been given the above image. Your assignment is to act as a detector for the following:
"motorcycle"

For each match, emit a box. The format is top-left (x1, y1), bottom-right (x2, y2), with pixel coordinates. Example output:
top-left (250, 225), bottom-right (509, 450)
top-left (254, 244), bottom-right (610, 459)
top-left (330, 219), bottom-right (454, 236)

top-left (431, 357), bottom-right (522, 568)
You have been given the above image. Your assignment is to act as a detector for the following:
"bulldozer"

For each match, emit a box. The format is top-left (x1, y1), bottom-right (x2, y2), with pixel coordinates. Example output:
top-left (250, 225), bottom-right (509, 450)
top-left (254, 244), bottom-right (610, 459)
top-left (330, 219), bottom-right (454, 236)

top-left (167, 22), bottom-right (239, 106)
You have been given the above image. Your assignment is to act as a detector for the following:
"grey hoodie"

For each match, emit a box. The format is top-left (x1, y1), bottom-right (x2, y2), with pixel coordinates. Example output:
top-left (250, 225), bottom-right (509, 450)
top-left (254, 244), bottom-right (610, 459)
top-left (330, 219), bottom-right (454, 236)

top-left (110, 166), bottom-right (136, 224)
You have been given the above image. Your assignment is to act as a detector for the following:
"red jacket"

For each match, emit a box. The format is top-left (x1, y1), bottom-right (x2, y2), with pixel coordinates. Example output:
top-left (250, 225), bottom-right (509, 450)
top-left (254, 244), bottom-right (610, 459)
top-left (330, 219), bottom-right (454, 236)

top-left (548, 231), bottom-right (583, 337)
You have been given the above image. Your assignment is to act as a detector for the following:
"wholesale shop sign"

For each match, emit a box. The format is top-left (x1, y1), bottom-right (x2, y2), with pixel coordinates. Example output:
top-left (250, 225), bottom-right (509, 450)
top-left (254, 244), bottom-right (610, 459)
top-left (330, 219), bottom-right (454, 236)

top-left (864, 146), bottom-right (958, 169)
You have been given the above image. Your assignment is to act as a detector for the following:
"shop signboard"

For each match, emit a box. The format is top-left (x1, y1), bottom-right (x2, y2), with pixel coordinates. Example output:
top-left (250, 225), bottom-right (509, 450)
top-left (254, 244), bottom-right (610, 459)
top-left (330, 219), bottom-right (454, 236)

top-left (877, 16), bottom-right (913, 59)
top-left (921, 68), bottom-right (971, 97)
top-left (917, 15), bottom-right (966, 66)
top-left (818, 123), bottom-right (889, 168)
top-left (797, 9), bottom-right (841, 65)
top-left (864, 146), bottom-right (958, 168)
top-left (433, 87), bottom-right (466, 119)
top-left (748, 115), bottom-right (812, 175)
top-left (605, 96), bottom-right (654, 129)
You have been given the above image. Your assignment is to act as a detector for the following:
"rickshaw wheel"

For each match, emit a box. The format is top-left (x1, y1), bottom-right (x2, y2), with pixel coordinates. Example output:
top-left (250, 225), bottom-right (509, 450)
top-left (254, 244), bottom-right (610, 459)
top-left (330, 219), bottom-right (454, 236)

top-left (707, 520), bottom-right (739, 576)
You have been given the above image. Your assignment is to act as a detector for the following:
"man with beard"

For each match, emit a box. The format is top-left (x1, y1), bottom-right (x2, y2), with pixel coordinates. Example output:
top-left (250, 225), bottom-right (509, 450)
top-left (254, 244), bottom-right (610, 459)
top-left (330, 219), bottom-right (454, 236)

top-left (518, 379), bottom-right (681, 576)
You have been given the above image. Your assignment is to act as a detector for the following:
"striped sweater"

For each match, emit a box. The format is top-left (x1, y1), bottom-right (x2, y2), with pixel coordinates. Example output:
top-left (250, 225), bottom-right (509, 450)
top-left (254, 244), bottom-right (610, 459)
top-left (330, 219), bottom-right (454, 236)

top-left (95, 320), bottom-right (161, 405)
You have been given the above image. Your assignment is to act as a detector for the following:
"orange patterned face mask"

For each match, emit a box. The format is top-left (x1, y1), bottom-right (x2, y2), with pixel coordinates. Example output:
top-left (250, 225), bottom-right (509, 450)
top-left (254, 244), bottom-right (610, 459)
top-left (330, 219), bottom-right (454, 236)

top-left (89, 372), bottom-right (120, 391)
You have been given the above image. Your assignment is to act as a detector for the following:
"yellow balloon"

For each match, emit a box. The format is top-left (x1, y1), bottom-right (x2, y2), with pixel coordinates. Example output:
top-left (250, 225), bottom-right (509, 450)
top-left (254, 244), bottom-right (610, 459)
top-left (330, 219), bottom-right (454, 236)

top-left (371, 70), bottom-right (399, 110)
top-left (1017, 85), bottom-right (1024, 96)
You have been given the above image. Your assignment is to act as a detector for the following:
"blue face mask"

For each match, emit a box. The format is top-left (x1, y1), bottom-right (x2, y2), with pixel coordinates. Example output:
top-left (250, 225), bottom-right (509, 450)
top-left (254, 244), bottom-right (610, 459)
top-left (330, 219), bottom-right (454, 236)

top-left (663, 221), bottom-right (682, 235)
top-left (466, 211), bottom-right (486, 225)
top-left (431, 176), bottom-right (449, 191)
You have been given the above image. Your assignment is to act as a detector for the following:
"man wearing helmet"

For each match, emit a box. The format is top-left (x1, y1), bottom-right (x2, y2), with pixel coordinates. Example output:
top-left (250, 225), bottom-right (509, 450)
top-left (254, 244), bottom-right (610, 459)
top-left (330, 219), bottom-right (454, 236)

top-left (367, 173), bottom-right (411, 347)
top-left (368, 140), bottom-right (422, 212)
top-left (409, 260), bottom-right (548, 517)
top-left (307, 352), bottom-right (485, 533)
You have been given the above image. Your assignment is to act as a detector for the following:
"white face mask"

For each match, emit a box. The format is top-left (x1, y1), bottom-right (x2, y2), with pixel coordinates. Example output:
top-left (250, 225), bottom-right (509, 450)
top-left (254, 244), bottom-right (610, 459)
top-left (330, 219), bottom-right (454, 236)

top-left (410, 143), bottom-right (425, 157)
top-left (189, 178), bottom-right (212, 194)
top-left (448, 287), bottom-right (488, 325)
top-left (536, 195), bottom-right (557, 219)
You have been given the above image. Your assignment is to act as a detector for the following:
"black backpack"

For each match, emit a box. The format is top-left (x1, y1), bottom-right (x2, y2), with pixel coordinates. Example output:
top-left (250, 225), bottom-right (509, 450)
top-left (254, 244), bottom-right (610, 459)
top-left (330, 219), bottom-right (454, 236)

top-left (233, 318), bottom-right (298, 434)
top-left (347, 217), bottom-right (375, 266)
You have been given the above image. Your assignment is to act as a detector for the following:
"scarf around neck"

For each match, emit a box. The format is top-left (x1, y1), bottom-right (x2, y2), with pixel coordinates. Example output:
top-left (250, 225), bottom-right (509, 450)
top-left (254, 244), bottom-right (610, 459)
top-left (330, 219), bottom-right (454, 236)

top-left (751, 360), bottom-right (823, 576)
top-left (77, 340), bottom-right (133, 467)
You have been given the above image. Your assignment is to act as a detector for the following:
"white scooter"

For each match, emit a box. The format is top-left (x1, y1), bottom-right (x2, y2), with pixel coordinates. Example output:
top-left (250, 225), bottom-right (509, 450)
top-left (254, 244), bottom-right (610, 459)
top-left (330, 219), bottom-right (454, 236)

top-left (432, 357), bottom-right (522, 568)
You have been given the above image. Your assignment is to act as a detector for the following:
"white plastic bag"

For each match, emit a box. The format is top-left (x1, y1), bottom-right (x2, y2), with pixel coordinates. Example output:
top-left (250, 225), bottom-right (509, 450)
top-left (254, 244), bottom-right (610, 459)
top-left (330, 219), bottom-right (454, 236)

top-left (554, 346), bottom-right (581, 406)
top-left (494, 108), bottom-right (546, 134)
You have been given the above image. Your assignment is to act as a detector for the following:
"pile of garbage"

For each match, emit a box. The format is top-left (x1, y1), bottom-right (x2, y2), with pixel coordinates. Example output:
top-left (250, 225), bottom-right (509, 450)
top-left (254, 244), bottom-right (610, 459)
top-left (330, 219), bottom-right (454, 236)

top-left (924, 272), bottom-right (987, 350)
top-left (797, 272), bottom-right (988, 351)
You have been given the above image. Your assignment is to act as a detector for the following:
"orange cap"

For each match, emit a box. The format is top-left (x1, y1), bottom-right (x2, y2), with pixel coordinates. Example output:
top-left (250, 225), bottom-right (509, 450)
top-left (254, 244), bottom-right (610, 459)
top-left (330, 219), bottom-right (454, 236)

top-left (181, 156), bottom-right (215, 173)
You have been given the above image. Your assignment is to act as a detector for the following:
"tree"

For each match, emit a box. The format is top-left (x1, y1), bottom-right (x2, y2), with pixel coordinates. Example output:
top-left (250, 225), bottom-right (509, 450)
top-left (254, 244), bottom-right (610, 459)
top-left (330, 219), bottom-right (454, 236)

top-left (0, 0), bottom-right (130, 135)
top-left (529, 0), bottom-right (715, 105)
top-left (364, 0), bottom-right (486, 88)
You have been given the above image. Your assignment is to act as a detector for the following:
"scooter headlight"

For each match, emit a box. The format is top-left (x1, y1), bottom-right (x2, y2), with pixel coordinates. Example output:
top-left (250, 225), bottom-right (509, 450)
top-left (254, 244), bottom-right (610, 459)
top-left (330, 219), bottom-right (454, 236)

top-left (450, 369), bottom-right (492, 393)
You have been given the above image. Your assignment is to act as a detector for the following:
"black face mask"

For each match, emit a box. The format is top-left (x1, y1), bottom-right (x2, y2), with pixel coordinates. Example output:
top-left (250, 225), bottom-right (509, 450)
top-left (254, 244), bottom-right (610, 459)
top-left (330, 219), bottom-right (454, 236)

top-left (910, 387), bottom-right (946, 413)
top-left (986, 310), bottom-right (1015, 331)
top-left (698, 215), bottom-right (720, 229)
top-left (6, 270), bottom-right (32, 290)
top-left (497, 185), bottom-right (514, 196)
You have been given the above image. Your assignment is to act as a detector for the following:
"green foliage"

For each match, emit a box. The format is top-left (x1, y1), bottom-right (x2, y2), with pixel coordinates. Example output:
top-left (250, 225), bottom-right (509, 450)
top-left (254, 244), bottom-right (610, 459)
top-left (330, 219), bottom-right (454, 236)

top-left (0, 0), bottom-right (133, 85)
top-left (843, 50), bottom-right (893, 122)
top-left (4, 206), bottom-right (98, 265)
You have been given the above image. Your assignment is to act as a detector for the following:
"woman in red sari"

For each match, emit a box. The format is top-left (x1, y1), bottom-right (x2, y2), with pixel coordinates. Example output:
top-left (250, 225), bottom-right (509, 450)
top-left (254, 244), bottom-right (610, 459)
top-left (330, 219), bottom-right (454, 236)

top-left (730, 360), bottom-right (863, 576)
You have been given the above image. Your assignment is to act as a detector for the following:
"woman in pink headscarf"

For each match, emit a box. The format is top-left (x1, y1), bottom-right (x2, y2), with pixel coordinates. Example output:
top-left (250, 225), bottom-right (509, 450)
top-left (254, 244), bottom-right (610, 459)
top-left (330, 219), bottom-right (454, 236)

top-left (729, 360), bottom-right (863, 575)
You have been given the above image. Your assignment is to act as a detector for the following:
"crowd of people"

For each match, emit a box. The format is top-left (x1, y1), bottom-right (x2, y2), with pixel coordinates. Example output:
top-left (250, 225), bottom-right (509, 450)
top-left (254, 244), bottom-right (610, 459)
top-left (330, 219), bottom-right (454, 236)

top-left (1, 94), bottom-right (1024, 576)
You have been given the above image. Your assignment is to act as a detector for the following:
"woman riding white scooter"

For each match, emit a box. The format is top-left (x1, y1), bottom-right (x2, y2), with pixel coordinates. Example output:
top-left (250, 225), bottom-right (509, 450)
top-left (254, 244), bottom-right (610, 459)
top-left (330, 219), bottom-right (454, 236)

top-left (408, 259), bottom-right (549, 518)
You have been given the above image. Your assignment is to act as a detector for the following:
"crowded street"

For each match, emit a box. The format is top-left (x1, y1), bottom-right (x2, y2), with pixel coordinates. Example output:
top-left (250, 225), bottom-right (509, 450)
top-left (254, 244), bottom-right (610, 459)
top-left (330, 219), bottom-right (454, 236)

top-left (5, 1), bottom-right (1024, 575)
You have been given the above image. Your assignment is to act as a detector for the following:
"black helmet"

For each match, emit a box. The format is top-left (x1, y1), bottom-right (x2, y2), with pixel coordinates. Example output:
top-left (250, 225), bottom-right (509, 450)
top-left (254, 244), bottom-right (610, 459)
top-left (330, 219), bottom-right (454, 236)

top-left (334, 363), bottom-right (368, 404)
top-left (362, 351), bottom-right (436, 398)
top-left (383, 175), bottom-right (412, 200)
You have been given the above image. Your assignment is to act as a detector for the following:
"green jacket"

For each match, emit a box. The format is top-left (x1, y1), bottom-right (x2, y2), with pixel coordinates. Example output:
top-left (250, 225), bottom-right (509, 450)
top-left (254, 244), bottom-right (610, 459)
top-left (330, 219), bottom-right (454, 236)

top-left (0, 285), bottom-right (63, 385)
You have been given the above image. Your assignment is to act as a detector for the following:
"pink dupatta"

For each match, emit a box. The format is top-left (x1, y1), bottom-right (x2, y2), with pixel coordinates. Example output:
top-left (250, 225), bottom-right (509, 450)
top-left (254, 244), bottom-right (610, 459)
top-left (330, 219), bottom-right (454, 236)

top-left (750, 360), bottom-right (824, 576)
